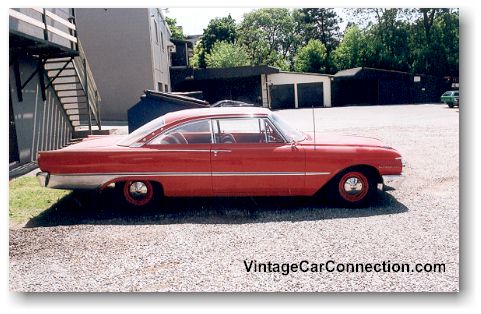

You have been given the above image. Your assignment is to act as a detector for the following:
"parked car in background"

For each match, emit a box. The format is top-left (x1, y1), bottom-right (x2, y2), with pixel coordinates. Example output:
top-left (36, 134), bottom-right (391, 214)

top-left (441, 90), bottom-right (459, 108)
top-left (37, 107), bottom-right (404, 208)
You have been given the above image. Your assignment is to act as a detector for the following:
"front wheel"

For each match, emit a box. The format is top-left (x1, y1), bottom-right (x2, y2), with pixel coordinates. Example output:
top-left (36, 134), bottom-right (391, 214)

top-left (121, 180), bottom-right (155, 207)
top-left (334, 170), bottom-right (376, 207)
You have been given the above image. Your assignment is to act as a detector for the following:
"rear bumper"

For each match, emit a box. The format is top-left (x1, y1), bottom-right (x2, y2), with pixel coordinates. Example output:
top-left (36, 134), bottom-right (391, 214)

top-left (36, 172), bottom-right (49, 187)
top-left (36, 172), bottom-right (108, 190)
top-left (382, 173), bottom-right (405, 190)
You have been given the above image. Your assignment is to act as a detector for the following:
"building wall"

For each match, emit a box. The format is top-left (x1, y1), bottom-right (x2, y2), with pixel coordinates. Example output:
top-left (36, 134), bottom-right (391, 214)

top-left (264, 72), bottom-right (332, 108)
top-left (76, 8), bottom-right (170, 121)
top-left (9, 55), bottom-right (73, 164)
top-left (148, 8), bottom-right (172, 93)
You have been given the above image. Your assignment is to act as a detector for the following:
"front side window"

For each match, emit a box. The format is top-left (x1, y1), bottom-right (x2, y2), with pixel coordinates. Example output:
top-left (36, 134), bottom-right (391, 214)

top-left (149, 120), bottom-right (212, 145)
top-left (213, 118), bottom-right (284, 144)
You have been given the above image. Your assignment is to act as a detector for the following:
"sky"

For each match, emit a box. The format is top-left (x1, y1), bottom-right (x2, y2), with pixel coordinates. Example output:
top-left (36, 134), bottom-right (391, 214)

top-left (165, 8), bottom-right (255, 35)
top-left (165, 7), bottom-right (348, 36)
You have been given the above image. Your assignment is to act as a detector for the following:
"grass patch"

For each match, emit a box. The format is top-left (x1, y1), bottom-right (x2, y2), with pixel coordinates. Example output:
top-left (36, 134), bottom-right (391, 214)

top-left (9, 176), bottom-right (71, 223)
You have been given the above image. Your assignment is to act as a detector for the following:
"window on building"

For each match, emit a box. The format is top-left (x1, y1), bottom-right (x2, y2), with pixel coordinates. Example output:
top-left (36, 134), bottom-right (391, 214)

top-left (157, 82), bottom-right (163, 92)
top-left (164, 84), bottom-right (169, 92)
top-left (153, 20), bottom-right (159, 44)
top-left (161, 32), bottom-right (164, 51)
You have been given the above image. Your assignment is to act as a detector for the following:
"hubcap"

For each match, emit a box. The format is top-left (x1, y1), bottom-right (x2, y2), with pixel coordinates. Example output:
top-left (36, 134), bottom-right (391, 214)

top-left (129, 181), bottom-right (148, 199)
top-left (343, 177), bottom-right (364, 195)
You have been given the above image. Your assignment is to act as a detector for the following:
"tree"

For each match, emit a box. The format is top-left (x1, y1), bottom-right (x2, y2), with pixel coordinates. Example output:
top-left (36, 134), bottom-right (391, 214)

top-left (205, 41), bottom-right (251, 68)
top-left (295, 8), bottom-right (342, 72)
top-left (195, 15), bottom-right (237, 68)
top-left (409, 9), bottom-right (458, 76)
top-left (332, 25), bottom-right (367, 70)
top-left (294, 39), bottom-right (327, 73)
top-left (238, 8), bottom-right (300, 69)
top-left (165, 16), bottom-right (185, 40)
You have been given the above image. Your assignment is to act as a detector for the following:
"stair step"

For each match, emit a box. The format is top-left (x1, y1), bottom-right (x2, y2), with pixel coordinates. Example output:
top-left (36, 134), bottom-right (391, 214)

top-left (45, 57), bottom-right (72, 63)
top-left (58, 95), bottom-right (86, 99)
top-left (66, 109), bottom-right (89, 115)
top-left (54, 81), bottom-right (81, 85)
top-left (52, 74), bottom-right (79, 78)
top-left (54, 84), bottom-right (83, 91)
top-left (55, 88), bottom-right (84, 92)
top-left (63, 104), bottom-right (88, 110)
top-left (45, 66), bottom-right (75, 71)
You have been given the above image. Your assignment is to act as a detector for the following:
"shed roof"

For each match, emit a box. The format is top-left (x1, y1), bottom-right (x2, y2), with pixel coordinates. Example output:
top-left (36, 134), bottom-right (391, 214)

top-left (193, 65), bottom-right (279, 80)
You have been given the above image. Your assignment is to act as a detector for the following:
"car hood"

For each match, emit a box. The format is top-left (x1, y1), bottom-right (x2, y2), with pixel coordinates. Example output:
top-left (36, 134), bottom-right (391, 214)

top-left (302, 132), bottom-right (390, 148)
top-left (62, 135), bottom-right (127, 150)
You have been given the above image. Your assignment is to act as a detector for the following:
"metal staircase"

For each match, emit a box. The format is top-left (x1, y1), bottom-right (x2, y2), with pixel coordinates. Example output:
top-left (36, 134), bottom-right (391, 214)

top-left (44, 41), bottom-right (101, 135)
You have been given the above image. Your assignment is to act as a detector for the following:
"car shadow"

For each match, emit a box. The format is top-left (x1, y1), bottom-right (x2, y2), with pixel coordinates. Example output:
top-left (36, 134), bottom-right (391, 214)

top-left (24, 188), bottom-right (409, 228)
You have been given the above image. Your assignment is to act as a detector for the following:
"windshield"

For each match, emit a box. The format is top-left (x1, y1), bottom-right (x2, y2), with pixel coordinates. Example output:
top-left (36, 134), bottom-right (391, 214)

top-left (117, 116), bottom-right (165, 147)
top-left (269, 112), bottom-right (306, 142)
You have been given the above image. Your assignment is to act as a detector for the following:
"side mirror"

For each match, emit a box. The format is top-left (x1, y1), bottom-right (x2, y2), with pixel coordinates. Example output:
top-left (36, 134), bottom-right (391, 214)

top-left (291, 141), bottom-right (297, 149)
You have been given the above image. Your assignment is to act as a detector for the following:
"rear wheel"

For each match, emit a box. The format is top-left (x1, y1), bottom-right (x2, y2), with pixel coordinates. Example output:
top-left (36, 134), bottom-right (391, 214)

top-left (122, 180), bottom-right (155, 207)
top-left (334, 170), bottom-right (377, 207)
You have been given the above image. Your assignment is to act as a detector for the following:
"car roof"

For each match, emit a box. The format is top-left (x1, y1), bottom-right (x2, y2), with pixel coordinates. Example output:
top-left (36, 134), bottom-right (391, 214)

top-left (163, 107), bottom-right (272, 125)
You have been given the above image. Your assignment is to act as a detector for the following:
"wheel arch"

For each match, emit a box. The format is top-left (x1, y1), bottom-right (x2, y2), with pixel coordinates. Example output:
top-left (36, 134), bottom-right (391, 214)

top-left (317, 164), bottom-right (382, 195)
top-left (99, 176), bottom-right (164, 196)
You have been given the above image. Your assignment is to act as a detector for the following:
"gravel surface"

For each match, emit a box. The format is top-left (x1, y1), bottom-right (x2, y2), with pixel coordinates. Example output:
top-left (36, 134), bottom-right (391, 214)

top-left (9, 104), bottom-right (459, 292)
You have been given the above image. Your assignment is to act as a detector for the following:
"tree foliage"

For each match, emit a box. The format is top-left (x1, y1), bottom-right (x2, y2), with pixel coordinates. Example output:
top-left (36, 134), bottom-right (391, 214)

top-left (294, 39), bottom-right (327, 73)
top-left (188, 8), bottom-right (458, 77)
top-left (238, 8), bottom-right (299, 69)
top-left (332, 25), bottom-right (367, 70)
top-left (205, 41), bottom-right (251, 68)
top-left (194, 15), bottom-right (237, 68)
top-left (165, 17), bottom-right (185, 40)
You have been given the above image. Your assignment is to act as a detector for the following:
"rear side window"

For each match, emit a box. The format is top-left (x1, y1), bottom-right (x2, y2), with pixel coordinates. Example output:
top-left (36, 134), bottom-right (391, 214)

top-left (149, 120), bottom-right (212, 145)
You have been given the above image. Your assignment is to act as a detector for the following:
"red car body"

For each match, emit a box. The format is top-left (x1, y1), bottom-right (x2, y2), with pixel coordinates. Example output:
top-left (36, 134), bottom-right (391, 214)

top-left (37, 107), bottom-right (403, 207)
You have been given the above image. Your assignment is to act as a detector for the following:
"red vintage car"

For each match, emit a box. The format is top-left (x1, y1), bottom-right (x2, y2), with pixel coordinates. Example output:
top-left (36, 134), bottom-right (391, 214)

top-left (37, 107), bottom-right (404, 207)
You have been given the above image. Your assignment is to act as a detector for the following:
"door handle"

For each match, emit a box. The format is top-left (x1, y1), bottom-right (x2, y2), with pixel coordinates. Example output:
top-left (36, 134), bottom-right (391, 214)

top-left (212, 149), bottom-right (231, 156)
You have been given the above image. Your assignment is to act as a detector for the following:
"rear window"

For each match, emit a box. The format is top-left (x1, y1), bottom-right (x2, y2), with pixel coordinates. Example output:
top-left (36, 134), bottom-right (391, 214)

top-left (117, 116), bottom-right (165, 147)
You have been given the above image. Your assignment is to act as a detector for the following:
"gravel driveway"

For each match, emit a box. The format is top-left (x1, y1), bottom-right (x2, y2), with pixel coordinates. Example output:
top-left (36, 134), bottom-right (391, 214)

top-left (9, 104), bottom-right (459, 292)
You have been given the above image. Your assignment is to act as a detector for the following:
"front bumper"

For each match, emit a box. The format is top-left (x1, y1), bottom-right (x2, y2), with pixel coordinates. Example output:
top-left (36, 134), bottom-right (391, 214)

top-left (382, 173), bottom-right (405, 190)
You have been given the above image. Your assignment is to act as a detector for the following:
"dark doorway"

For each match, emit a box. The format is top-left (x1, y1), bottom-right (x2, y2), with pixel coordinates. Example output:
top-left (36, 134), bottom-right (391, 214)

top-left (9, 88), bottom-right (19, 164)
top-left (297, 82), bottom-right (324, 108)
top-left (270, 84), bottom-right (295, 109)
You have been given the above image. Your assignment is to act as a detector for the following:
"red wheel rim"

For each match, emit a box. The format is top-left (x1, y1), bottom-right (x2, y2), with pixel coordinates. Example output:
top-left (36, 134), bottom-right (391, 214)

top-left (123, 181), bottom-right (154, 206)
top-left (338, 172), bottom-right (369, 202)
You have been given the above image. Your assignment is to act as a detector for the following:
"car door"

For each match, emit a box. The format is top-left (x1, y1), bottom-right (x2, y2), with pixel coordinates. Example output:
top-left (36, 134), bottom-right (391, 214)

top-left (143, 119), bottom-right (212, 196)
top-left (210, 117), bottom-right (305, 196)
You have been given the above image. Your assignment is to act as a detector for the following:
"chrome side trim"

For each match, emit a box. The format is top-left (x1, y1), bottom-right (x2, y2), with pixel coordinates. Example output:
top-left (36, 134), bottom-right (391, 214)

top-left (42, 171), bottom-right (332, 189)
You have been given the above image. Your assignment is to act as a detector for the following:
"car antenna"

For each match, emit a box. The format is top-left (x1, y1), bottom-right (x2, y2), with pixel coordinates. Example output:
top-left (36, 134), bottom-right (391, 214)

top-left (312, 104), bottom-right (316, 151)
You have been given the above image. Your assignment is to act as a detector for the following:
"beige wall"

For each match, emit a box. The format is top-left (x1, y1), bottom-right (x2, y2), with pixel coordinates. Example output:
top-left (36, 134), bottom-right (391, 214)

top-left (264, 72), bottom-right (332, 108)
top-left (149, 8), bottom-right (172, 93)
top-left (76, 8), bottom-right (171, 121)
